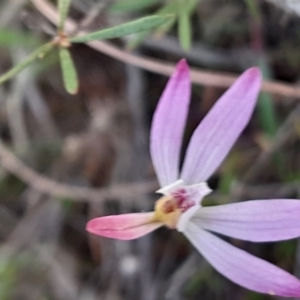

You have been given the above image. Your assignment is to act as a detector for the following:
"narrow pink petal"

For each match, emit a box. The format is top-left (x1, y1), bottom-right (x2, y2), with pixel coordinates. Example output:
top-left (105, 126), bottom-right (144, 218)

top-left (181, 68), bottom-right (262, 184)
top-left (192, 199), bottom-right (300, 242)
top-left (88, 222), bottom-right (162, 240)
top-left (86, 212), bottom-right (162, 240)
top-left (150, 59), bottom-right (191, 186)
top-left (184, 224), bottom-right (300, 297)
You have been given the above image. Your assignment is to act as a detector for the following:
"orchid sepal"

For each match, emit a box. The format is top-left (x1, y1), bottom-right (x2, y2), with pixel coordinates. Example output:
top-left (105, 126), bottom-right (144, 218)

top-left (86, 212), bottom-right (162, 240)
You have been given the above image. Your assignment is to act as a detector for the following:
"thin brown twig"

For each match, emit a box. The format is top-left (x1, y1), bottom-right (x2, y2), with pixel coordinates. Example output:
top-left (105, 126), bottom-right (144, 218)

top-left (31, 0), bottom-right (300, 99)
top-left (0, 140), bottom-right (158, 202)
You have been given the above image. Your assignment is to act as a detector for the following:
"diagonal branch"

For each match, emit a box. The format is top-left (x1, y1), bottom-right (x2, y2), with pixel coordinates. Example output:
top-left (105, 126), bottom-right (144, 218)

top-left (0, 140), bottom-right (158, 202)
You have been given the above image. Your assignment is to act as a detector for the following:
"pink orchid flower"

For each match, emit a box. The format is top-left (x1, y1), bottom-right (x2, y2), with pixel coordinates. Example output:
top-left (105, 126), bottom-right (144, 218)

top-left (87, 60), bottom-right (300, 297)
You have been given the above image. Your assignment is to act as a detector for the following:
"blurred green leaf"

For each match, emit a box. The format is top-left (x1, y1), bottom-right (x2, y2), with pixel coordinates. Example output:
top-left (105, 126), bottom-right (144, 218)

top-left (244, 0), bottom-right (260, 20)
top-left (256, 58), bottom-right (285, 177)
top-left (126, 31), bottom-right (150, 50)
top-left (177, 0), bottom-right (198, 50)
top-left (275, 240), bottom-right (296, 260)
top-left (185, 266), bottom-right (212, 294)
top-left (0, 259), bottom-right (17, 300)
top-left (58, 0), bottom-right (71, 31)
top-left (219, 173), bottom-right (235, 194)
top-left (257, 92), bottom-right (277, 137)
top-left (32, 48), bottom-right (59, 76)
top-left (153, 2), bottom-right (178, 36)
top-left (186, 266), bottom-right (224, 298)
top-left (0, 42), bottom-right (54, 85)
top-left (59, 47), bottom-right (78, 94)
top-left (247, 290), bottom-right (271, 300)
top-left (178, 2), bottom-right (191, 51)
top-left (218, 151), bottom-right (240, 194)
top-left (257, 58), bottom-right (278, 137)
top-left (127, 1), bottom-right (191, 50)
top-left (61, 198), bottom-right (75, 210)
top-left (70, 15), bottom-right (174, 43)
top-left (0, 29), bottom-right (40, 48)
top-left (110, 0), bottom-right (160, 13)
top-left (244, 0), bottom-right (277, 137)
top-left (283, 172), bottom-right (300, 182)
top-left (244, 0), bottom-right (277, 136)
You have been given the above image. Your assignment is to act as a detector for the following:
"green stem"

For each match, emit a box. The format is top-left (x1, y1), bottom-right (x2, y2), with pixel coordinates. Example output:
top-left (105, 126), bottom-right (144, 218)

top-left (0, 42), bottom-right (54, 85)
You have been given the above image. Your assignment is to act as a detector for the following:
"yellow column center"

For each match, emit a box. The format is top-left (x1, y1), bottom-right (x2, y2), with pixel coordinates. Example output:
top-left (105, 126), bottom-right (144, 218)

top-left (154, 196), bottom-right (182, 229)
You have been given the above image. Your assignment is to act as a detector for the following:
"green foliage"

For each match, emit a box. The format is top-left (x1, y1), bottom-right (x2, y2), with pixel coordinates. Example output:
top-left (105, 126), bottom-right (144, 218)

top-left (0, 1), bottom-right (187, 93)
top-left (127, 2), bottom-right (178, 49)
top-left (185, 267), bottom-right (224, 298)
top-left (61, 198), bottom-right (75, 210)
top-left (247, 291), bottom-right (272, 300)
top-left (244, 0), bottom-right (278, 138)
top-left (275, 240), bottom-right (297, 261)
top-left (257, 92), bottom-right (277, 138)
top-left (219, 173), bottom-right (235, 194)
top-left (244, 0), bottom-right (260, 20)
top-left (256, 82), bottom-right (283, 184)
top-left (0, 259), bottom-right (17, 300)
top-left (0, 42), bottom-right (54, 85)
top-left (257, 58), bottom-right (278, 138)
top-left (215, 150), bottom-right (243, 195)
top-left (110, 0), bottom-right (160, 13)
top-left (70, 15), bottom-right (174, 43)
top-left (178, 0), bottom-right (192, 51)
top-left (0, 173), bottom-right (26, 197)
top-left (155, 3), bottom-right (178, 35)
top-left (0, 29), bottom-right (40, 48)
top-left (58, 0), bottom-right (71, 31)
top-left (126, 0), bottom-right (199, 50)
top-left (0, 254), bottom-right (47, 300)
top-left (177, 0), bottom-right (198, 50)
top-left (59, 47), bottom-right (78, 94)
top-left (0, 0), bottom-right (199, 93)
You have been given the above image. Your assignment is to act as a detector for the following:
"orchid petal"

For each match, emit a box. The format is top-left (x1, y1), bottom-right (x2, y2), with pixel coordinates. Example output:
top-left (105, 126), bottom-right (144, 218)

top-left (156, 179), bottom-right (184, 195)
top-left (86, 212), bottom-right (162, 240)
top-left (150, 59), bottom-right (190, 187)
top-left (177, 206), bottom-right (199, 232)
top-left (184, 224), bottom-right (300, 297)
top-left (179, 182), bottom-right (212, 206)
top-left (181, 68), bottom-right (262, 184)
top-left (192, 199), bottom-right (300, 242)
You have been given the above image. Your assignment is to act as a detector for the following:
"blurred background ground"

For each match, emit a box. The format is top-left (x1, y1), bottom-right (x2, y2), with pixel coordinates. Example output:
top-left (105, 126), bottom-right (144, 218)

top-left (1, 0), bottom-right (300, 299)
